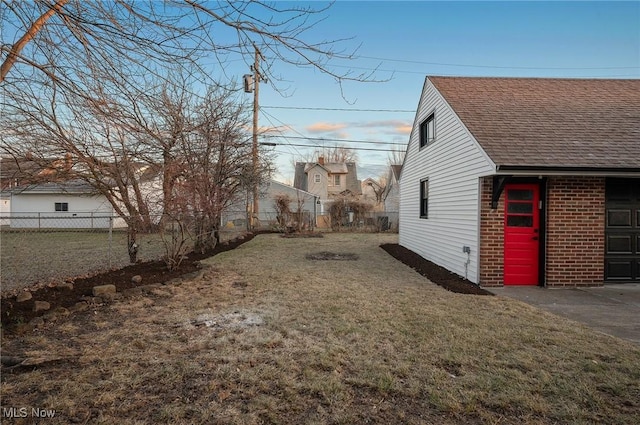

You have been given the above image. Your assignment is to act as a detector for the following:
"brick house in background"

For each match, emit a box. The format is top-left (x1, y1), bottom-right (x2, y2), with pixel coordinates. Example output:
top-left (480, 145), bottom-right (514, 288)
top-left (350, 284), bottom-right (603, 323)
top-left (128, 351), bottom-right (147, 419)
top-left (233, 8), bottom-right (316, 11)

top-left (400, 76), bottom-right (640, 287)
top-left (293, 157), bottom-right (362, 216)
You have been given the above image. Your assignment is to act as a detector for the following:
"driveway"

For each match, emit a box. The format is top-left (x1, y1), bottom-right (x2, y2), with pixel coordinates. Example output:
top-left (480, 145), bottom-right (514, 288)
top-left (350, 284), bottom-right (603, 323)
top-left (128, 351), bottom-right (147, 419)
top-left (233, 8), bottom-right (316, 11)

top-left (489, 284), bottom-right (640, 345)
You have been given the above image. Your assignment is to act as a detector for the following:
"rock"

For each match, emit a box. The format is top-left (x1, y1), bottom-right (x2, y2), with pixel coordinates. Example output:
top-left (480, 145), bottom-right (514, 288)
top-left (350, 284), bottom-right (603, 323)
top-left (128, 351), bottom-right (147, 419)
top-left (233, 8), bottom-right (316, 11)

top-left (29, 317), bottom-right (45, 327)
top-left (16, 292), bottom-right (32, 302)
top-left (52, 307), bottom-right (70, 318)
top-left (92, 284), bottom-right (116, 297)
top-left (14, 324), bottom-right (33, 335)
top-left (131, 275), bottom-right (143, 284)
top-left (122, 287), bottom-right (143, 298)
top-left (70, 301), bottom-right (89, 313)
top-left (102, 292), bottom-right (122, 302)
top-left (163, 278), bottom-right (183, 286)
top-left (33, 301), bottom-right (51, 312)
top-left (181, 270), bottom-right (205, 282)
top-left (57, 282), bottom-right (74, 291)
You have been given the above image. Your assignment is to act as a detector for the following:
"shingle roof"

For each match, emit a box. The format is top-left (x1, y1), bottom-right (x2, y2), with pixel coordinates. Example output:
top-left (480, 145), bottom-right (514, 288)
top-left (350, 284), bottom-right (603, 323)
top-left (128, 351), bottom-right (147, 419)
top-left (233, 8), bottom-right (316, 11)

top-left (293, 161), bottom-right (362, 194)
top-left (12, 179), bottom-right (96, 194)
top-left (428, 77), bottom-right (640, 171)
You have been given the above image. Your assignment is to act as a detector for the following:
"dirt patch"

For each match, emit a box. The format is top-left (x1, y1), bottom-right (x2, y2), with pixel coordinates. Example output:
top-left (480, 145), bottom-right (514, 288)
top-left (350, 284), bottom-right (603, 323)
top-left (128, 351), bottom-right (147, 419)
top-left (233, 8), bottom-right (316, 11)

top-left (1, 233), bottom-right (262, 330)
top-left (306, 251), bottom-right (359, 261)
top-left (186, 310), bottom-right (264, 330)
top-left (380, 243), bottom-right (493, 296)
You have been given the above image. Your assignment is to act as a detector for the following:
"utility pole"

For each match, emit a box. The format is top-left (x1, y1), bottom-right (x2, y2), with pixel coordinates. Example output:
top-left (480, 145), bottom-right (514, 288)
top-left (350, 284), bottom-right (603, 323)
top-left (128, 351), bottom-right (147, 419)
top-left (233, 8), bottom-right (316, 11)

top-left (251, 46), bottom-right (261, 230)
top-left (244, 45), bottom-right (264, 230)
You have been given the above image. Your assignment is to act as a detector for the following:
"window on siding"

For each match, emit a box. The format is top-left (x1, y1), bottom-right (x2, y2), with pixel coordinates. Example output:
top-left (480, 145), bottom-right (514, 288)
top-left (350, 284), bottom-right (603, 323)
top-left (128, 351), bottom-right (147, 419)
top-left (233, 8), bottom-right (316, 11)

top-left (55, 202), bottom-right (69, 212)
top-left (333, 174), bottom-right (341, 186)
top-left (420, 179), bottom-right (429, 218)
top-left (314, 174), bottom-right (321, 183)
top-left (419, 113), bottom-right (435, 148)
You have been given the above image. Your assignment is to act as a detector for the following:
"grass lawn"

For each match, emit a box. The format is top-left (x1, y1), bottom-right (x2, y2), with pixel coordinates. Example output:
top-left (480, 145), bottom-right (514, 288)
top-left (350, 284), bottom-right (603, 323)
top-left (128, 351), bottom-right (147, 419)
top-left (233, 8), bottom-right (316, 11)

top-left (1, 233), bottom-right (639, 424)
top-left (0, 229), bottom-right (243, 293)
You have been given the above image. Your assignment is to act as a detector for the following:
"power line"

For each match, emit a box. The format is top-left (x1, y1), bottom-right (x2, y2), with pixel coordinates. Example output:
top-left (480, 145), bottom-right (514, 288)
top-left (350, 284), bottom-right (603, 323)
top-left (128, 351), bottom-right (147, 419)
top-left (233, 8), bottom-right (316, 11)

top-left (261, 135), bottom-right (407, 146)
top-left (261, 105), bottom-right (414, 113)
top-left (259, 112), bottom-right (305, 159)
top-left (327, 63), bottom-right (640, 78)
top-left (355, 54), bottom-right (640, 70)
top-left (260, 142), bottom-right (399, 153)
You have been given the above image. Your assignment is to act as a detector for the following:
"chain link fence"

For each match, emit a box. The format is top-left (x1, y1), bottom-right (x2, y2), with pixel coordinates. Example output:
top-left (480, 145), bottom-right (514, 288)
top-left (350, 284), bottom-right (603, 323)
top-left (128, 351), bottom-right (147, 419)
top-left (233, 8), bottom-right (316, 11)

top-left (0, 213), bottom-right (245, 294)
top-left (220, 209), bottom-right (399, 233)
top-left (1, 209), bottom-right (398, 293)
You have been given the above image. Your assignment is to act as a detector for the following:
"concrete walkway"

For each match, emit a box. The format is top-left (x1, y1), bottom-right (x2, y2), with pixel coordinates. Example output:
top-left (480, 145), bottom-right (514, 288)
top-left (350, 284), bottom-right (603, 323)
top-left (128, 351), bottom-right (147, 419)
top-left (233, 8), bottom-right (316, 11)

top-left (489, 284), bottom-right (640, 346)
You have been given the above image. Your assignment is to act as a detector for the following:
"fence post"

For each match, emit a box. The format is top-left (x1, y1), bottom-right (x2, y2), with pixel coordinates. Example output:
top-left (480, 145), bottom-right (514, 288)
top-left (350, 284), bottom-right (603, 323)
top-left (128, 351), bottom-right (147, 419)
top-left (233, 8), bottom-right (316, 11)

top-left (38, 212), bottom-right (41, 229)
top-left (108, 216), bottom-right (113, 268)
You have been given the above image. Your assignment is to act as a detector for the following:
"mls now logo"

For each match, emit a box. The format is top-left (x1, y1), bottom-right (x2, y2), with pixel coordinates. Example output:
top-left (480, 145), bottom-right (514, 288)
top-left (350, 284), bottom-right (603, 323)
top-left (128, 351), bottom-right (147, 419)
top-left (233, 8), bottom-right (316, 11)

top-left (2, 407), bottom-right (28, 418)
top-left (31, 407), bottom-right (56, 418)
top-left (2, 407), bottom-right (56, 418)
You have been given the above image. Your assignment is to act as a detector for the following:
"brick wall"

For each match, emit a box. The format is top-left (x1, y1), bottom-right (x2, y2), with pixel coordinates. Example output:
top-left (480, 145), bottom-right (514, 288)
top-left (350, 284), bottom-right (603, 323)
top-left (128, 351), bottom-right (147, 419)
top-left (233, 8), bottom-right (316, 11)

top-left (479, 176), bottom-right (605, 287)
top-left (546, 176), bottom-right (605, 287)
top-left (479, 178), bottom-right (504, 286)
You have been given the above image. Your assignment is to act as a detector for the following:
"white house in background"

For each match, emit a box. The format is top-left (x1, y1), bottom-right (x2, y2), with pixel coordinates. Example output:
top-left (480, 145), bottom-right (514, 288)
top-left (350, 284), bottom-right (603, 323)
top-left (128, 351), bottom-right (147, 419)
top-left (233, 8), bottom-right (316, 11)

top-left (223, 180), bottom-right (318, 229)
top-left (9, 180), bottom-right (117, 229)
top-left (382, 164), bottom-right (402, 213)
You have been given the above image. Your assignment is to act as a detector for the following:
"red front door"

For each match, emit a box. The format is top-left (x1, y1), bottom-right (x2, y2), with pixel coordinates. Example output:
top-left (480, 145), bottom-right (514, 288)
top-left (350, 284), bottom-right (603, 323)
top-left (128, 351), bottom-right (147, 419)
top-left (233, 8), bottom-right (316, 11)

top-left (504, 184), bottom-right (540, 285)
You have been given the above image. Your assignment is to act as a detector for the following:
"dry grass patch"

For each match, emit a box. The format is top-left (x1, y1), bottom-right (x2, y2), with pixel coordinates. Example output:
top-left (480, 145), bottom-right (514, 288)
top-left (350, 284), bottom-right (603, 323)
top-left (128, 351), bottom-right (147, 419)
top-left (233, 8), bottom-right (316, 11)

top-left (2, 233), bottom-right (639, 424)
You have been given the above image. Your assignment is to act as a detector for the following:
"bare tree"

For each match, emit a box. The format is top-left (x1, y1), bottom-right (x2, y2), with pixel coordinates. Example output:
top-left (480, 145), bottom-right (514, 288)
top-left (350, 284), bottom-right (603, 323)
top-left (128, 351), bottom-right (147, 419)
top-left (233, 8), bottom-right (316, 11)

top-left (367, 177), bottom-right (387, 205)
top-left (1, 1), bottom-right (379, 93)
top-left (171, 86), bottom-right (272, 253)
top-left (1, 0), bottom-right (376, 265)
top-left (388, 147), bottom-right (406, 167)
top-left (299, 146), bottom-right (358, 164)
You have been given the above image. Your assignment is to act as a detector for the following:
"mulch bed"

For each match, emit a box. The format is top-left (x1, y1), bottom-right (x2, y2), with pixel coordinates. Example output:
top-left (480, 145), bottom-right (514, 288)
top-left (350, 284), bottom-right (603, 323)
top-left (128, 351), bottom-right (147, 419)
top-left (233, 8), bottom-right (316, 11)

top-left (1, 233), bottom-right (261, 330)
top-left (1, 235), bottom-right (491, 332)
top-left (380, 243), bottom-right (493, 296)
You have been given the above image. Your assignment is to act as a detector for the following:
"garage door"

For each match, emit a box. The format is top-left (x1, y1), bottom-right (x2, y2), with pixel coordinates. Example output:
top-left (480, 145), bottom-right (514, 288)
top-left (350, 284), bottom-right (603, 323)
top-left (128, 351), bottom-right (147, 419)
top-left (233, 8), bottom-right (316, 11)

top-left (605, 178), bottom-right (640, 282)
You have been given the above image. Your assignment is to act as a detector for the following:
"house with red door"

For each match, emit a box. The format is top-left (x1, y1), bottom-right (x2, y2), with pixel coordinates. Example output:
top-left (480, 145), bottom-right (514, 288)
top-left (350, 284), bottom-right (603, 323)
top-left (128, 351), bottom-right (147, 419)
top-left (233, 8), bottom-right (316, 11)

top-left (399, 76), bottom-right (640, 287)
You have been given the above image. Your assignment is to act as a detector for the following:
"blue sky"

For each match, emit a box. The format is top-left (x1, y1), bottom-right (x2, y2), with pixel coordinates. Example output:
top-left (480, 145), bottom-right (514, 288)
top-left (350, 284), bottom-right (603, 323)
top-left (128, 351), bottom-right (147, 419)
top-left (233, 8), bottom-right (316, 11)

top-left (244, 1), bottom-right (640, 183)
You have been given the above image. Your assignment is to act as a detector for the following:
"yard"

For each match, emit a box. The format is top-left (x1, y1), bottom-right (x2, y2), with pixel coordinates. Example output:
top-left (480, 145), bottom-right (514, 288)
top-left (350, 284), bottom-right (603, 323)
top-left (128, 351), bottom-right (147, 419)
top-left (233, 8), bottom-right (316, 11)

top-left (1, 233), bottom-right (639, 424)
top-left (0, 228), bottom-right (245, 294)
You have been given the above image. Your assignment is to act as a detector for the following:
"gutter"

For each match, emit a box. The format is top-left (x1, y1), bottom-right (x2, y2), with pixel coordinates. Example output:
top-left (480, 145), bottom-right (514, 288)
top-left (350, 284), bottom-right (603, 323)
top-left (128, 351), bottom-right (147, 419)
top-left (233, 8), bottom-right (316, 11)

top-left (494, 164), bottom-right (640, 177)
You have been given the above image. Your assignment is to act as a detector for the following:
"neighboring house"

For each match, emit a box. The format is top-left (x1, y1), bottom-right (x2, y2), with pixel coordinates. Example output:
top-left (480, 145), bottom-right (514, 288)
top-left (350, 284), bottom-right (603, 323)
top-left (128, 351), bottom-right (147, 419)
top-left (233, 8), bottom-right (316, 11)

top-left (7, 163), bottom-right (162, 229)
top-left (400, 76), bottom-right (640, 287)
top-left (223, 180), bottom-right (318, 229)
top-left (361, 177), bottom-right (385, 211)
top-left (293, 157), bottom-right (362, 215)
top-left (382, 164), bottom-right (402, 213)
top-left (9, 180), bottom-right (117, 229)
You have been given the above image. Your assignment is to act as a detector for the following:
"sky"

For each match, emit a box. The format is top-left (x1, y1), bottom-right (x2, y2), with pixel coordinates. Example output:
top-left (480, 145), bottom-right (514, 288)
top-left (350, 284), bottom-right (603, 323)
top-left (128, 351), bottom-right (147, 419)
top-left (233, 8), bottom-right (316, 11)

top-left (239, 1), bottom-right (640, 184)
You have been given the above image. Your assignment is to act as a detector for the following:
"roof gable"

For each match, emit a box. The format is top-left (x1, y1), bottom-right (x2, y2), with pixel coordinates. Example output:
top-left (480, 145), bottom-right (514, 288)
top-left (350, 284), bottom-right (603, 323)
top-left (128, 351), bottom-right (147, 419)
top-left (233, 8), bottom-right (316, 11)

top-left (428, 76), bottom-right (640, 170)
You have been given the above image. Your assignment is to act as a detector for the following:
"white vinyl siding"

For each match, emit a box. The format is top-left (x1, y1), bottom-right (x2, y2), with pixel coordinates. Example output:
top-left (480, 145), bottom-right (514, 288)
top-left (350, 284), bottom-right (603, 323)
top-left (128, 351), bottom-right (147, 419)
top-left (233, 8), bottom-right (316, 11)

top-left (399, 78), bottom-right (494, 283)
top-left (10, 193), bottom-right (114, 228)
